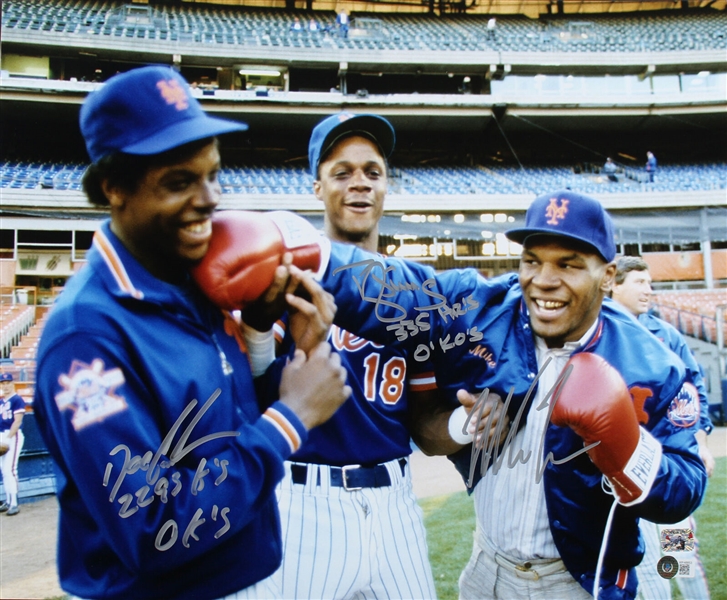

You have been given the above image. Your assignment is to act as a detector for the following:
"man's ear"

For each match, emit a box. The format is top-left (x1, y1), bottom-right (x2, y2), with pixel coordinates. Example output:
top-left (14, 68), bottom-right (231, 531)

top-left (601, 262), bottom-right (616, 294)
top-left (313, 180), bottom-right (324, 202)
top-left (101, 179), bottom-right (125, 209)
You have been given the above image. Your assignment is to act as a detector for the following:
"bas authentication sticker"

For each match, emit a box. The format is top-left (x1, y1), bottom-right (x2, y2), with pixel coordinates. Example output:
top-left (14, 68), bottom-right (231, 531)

top-left (656, 556), bottom-right (678, 579)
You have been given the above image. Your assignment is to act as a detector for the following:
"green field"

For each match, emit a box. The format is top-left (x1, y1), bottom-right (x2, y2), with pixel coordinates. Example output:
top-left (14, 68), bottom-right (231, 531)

top-left (422, 456), bottom-right (726, 600)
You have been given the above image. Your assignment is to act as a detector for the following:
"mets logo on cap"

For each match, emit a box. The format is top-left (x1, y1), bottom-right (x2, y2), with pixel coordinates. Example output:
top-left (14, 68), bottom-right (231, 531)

top-left (545, 197), bottom-right (569, 225)
top-left (157, 78), bottom-right (189, 111)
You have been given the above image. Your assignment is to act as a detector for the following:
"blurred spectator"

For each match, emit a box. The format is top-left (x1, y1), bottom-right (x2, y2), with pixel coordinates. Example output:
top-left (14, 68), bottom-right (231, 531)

top-left (290, 17), bottom-right (302, 31)
top-left (309, 18), bottom-right (319, 31)
top-left (645, 151), bottom-right (657, 183)
top-left (603, 157), bottom-right (618, 182)
top-left (487, 17), bottom-right (497, 41)
top-left (460, 76), bottom-right (472, 95)
top-left (0, 373), bottom-right (25, 517)
top-left (336, 9), bottom-right (349, 38)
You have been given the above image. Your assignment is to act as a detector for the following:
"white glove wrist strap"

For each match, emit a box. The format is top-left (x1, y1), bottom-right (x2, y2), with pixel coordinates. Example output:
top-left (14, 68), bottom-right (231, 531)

top-left (242, 324), bottom-right (275, 378)
top-left (614, 426), bottom-right (663, 506)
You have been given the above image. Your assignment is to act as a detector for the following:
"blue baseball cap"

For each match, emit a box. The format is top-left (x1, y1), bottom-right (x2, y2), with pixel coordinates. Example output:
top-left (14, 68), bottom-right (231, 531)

top-left (80, 66), bottom-right (248, 163)
top-left (506, 190), bottom-right (616, 262)
top-left (0, 373), bottom-right (13, 382)
top-left (308, 113), bottom-right (395, 178)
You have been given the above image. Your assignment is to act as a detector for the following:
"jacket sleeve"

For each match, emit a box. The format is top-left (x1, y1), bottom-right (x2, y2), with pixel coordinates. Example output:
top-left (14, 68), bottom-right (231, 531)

top-left (321, 241), bottom-right (514, 353)
top-left (635, 374), bottom-right (708, 524)
top-left (669, 332), bottom-right (713, 434)
top-left (34, 330), bottom-right (306, 575)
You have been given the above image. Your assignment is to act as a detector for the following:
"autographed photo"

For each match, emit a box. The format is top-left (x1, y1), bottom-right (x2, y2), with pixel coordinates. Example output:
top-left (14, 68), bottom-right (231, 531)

top-left (1, 1), bottom-right (725, 599)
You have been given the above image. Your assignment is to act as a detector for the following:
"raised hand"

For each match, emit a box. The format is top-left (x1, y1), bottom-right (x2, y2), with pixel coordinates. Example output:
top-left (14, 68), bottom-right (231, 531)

top-left (279, 343), bottom-right (352, 430)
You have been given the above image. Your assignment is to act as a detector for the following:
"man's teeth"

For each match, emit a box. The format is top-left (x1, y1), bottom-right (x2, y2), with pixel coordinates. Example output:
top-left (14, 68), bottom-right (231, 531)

top-left (536, 299), bottom-right (565, 309)
top-left (185, 221), bottom-right (209, 234)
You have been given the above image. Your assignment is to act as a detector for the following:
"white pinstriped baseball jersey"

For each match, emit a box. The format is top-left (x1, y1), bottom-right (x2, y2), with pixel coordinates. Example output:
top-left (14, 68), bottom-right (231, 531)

top-left (473, 330), bottom-right (592, 562)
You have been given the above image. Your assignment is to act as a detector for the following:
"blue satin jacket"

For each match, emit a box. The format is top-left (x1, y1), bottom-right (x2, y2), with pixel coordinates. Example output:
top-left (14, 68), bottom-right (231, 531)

top-left (33, 221), bottom-right (307, 600)
top-left (321, 242), bottom-right (707, 600)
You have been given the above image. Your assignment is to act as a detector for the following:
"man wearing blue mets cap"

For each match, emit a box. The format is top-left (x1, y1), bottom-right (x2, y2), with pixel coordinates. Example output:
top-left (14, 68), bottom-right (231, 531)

top-left (271, 113), bottom-right (445, 600)
top-left (33, 65), bottom-right (350, 600)
top-left (299, 189), bottom-right (708, 599)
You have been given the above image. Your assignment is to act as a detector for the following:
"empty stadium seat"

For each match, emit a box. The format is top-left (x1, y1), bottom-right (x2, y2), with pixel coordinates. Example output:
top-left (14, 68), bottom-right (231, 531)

top-left (652, 290), bottom-right (727, 344)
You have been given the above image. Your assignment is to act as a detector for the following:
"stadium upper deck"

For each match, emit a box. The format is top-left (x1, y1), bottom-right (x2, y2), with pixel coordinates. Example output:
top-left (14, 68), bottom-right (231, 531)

top-left (1, 0), bottom-right (725, 243)
top-left (2, 0), bottom-right (726, 74)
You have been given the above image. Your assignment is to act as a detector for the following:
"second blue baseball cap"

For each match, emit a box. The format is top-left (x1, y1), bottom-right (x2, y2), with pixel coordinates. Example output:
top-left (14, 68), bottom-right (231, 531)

top-left (506, 190), bottom-right (616, 262)
top-left (308, 113), bottom-right (395, 178)
top-left (0, 373), bottom-right (13, 382)
top-left (80, 65), bottom-right (248, 163)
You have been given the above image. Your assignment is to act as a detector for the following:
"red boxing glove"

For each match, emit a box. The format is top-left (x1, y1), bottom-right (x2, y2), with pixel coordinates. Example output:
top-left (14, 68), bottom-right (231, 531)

top-left (551, 352), bottom-right (662, 506)
top-left (191, 210), bottom-right (330, 310)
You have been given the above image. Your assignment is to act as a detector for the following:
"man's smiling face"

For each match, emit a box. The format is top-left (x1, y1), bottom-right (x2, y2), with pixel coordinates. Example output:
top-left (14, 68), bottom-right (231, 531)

top-left (105, 140), bottom-right (221, 283)
top-left (314, 135), bottom-right (387, 247)
top-left (519, 236), bottom-right (615, 348)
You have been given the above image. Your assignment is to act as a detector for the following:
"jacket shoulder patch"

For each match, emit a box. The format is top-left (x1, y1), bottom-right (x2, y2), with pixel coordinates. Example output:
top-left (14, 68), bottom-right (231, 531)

top-left (55, 359), bottom-right (127, 430)
top-left (667, 382), bottom-right (699, 428)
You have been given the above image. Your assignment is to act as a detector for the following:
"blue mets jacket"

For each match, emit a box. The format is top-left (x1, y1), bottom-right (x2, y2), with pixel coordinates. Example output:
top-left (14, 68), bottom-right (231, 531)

top-left (33, 221), bottom-right (308, 600)
top-left (638, 312), bottom-right (713, 434)
top-left (319, 242), bottom-right (707, 600)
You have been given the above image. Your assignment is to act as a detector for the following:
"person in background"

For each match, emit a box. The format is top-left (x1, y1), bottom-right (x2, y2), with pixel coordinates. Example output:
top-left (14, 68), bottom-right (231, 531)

top-left (0, 372), bottom-right (25, 516)
top-left (336, 9), bottom-right (349, 38)
top-left (486, 16), bottom-right (497, 41)
top-left (603, 157), bottom-right (619, 182)
top-left (611, 255), bottom-right (713, 600)
top-left (33, 65), bottom-right (350, 600)
top-left (645, 151), bottom-right (657, 183)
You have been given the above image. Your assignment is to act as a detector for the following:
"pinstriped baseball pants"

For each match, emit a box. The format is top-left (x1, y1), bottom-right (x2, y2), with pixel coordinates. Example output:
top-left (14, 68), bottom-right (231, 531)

top-left (273, 457), bottom-right (437, 600)
top-left (458, 526), bottom-right (592, 600)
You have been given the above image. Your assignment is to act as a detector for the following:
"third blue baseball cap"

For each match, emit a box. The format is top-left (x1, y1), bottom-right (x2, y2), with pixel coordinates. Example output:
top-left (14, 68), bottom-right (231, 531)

top-left (80, 65), bottom-right (248, 163)
top-left (506, 190), bottom-right (616, 262)
top-left (0, 373), bottom-right (13, 382)
top-left (308, 113), bottom-right (395, 178)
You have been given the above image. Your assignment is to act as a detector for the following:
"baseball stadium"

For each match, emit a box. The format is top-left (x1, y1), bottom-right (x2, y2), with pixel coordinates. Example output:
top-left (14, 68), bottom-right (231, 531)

top-left (0, 0), bottom-right (725, 598)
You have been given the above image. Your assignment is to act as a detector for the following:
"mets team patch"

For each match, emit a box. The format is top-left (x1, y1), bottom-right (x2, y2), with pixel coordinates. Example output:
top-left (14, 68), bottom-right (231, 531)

top-left (55, 359), bottom-right (127, 430)
top-left (666, 382), bottom-right (699, 428)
